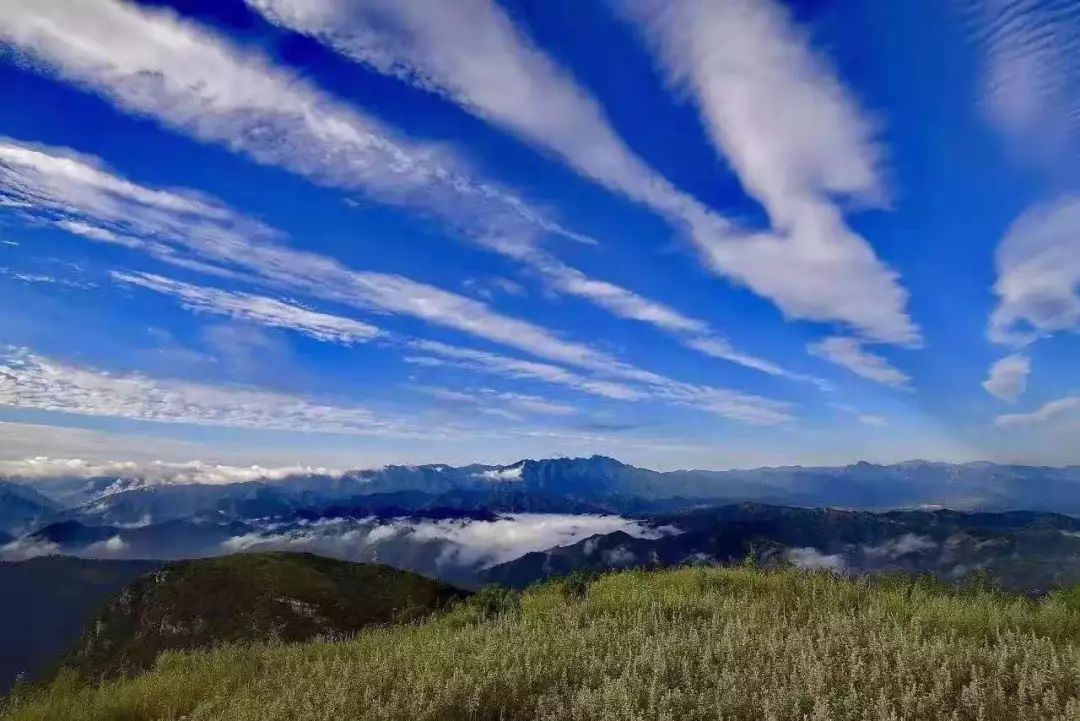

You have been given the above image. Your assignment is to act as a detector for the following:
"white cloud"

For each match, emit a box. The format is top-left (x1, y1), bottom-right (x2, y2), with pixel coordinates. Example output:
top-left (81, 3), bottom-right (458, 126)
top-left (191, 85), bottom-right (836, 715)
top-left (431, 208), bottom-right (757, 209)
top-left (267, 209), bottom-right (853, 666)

top-left (409, 339), bottom-right (796, 426)
top-left (619, 0), bottom-right (920, 347)
top-left (989, 195), bottom-right (1080, 346)
top-left (830, 403), bottom-right (889, 428)
top-left (535, 256), bottom-right (827, 384)
top-left (0, 346), bottom-right (431, 438)
top-left (602, 545), bottom-right (638, 566)
top-left (784, 546), bottom-right (846, 573)
top-left (0, 139), bottom-right (797, 423)
top-left (83, 535), bottom-right (127, 555)
top-left (0, 139), bottom-right (279, 281)
top-left (462, 276), bottom-right (527, 301)
top-left (407, 340), bottom-right (644, 402)
top-left (241, 0), bottom-right (846, 385)
top-left (0, 4), bottom-right (815, 425)
top-left (224, 513), bottom-right (669, 570)
top-left (415, 385), bottom-right (577, 419)
top-left (862, 533), bottom-right (937, 560)
top-left (0, 456), bottom-right (340, 486)
top-left (476, 465), bottom-right (524, 482)
top-left (339, 271), bottom-right (649, 378)
top-left (0, 140), bottom-right (631, 379)
top-left (856, 414), bottom-right (889, 429)
top-left (0, 537), bottom-right (62, 561)
top-left (540, 260), bottom-right (707, 335)
top-left (962, 0), bottom-right (1079, 166)
top-left (0, 266), bottom-right (96, 289)
top-left (0, 0), bottom-right (591, 251)
top-left (0, 0), bottom-right (814, 384)
top-left (244, 0), bottom-right (726, 233)
top-left (995, 396), bottom-right (1080, 427)
top-left (982, 354), bottom-right (1031, 402)
top-left (112, 271), bottom-right (381, 344)
top-left (489, 391), bottom-right (577, 417)
top-left (808, 337), bottom-right (910, 388)
top-left (682, 336), bottom-right (831, 390)
top-left (652, 380), bottom-right (795, 426)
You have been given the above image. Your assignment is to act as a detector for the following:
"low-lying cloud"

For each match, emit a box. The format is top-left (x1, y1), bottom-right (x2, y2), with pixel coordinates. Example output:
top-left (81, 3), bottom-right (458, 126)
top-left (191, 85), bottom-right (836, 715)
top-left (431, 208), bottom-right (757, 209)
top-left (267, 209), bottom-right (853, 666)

top-left (222, 513), bottom-right (668, 573)
top-left (0, 456), bottom-right (342, 485)
top-left (784, 547), bottom-right (846, 573)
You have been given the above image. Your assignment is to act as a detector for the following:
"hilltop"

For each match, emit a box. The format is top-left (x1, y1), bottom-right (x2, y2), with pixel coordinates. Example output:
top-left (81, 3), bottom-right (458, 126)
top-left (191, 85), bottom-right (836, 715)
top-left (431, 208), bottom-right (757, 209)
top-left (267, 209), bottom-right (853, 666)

top-left (58, 552), bottom-right (466, 683)
top-left (6, 565), bottom-right (1080, 720)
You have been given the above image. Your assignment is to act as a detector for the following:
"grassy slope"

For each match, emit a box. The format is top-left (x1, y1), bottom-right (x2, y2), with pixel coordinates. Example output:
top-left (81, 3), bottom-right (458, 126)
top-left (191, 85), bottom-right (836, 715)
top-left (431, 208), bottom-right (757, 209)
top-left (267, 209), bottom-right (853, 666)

top-left (63, 552), bottom-right (467, 682)
top-left (7, 565), bottom-right (1080, 720)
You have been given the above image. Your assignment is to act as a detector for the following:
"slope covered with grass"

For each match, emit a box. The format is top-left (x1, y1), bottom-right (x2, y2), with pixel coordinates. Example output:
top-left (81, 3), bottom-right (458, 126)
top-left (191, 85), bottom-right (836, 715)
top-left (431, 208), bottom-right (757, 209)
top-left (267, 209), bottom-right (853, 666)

top-left (7, 565), bottom-right (1080, 720)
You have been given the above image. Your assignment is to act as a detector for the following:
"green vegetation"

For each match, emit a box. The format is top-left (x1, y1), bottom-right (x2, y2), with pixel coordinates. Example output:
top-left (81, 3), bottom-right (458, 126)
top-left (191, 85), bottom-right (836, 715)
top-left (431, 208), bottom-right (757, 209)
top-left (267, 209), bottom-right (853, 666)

top-left (61, 552), bottom-right (466, 682)
top-left (7, 565), bottom-right (1080, 720)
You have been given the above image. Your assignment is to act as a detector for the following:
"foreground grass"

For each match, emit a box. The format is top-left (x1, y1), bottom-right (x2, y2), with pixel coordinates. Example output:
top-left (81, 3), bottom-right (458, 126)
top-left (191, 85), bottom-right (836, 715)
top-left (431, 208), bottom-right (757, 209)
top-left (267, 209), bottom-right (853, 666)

top-left (7, 566), bottom-right (1080, 720)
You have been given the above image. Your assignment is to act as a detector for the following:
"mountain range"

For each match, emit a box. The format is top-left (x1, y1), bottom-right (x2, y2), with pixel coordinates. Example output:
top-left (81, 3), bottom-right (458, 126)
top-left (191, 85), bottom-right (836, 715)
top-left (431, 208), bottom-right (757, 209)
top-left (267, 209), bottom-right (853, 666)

top-left (6, 457), bottom-right (1080, 535)
top-left (5, 455), bottom-right (1080, 696)
top-left (481, 504), bottom-right (1080, 594)
top-left (3, 456), bottom-right (1080, 589)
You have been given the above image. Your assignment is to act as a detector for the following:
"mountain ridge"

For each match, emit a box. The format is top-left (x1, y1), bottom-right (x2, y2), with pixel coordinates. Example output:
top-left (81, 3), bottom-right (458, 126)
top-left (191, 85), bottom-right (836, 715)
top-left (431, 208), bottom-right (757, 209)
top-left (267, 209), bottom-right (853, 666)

top-left (63, 552), bottom-right (468, 683)
top-left (5, 456), bottom-right (1080, 543)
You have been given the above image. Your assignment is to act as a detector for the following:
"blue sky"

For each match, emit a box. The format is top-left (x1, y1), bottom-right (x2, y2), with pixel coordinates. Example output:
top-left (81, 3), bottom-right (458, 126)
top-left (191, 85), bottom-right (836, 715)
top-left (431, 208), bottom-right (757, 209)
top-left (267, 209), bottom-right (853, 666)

top-left (0, 0), bottom-right (1076, 471)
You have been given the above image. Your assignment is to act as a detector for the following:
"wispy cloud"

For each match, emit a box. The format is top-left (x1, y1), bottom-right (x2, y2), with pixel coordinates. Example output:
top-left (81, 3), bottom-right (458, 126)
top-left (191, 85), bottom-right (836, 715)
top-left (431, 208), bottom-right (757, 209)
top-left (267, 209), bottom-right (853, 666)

top-left (0, 0), bottom-right (592, 251)
top-left (857, 414), bottom-right (889, 429)
top-left (989, 195), bottom-right (1080, 346)
top-left (415, 385), bottom-right (577, 420)
top-left (0, 139), bottom-right (628, 377)
top-left (0, 266), bottom-right (96, 289)
top-left (1, 137), bottom-right (800, 423)
top-left (982, 354), bottom-right (1031, 402)
top-left (413, 385), bottom-right (522, 421)
top-left (0, 346), bottom-right (430, 438)
top-left (0, 0), bottom-right (812, 385)
top-left (112, 271), bottom-right (381, 344)
top-left (618, 0), bottom-right (920, 347)
top-left (462, 276), bottom-right (527, 301)
top-left (996, 396), bottom-right (1080, 427)
top-left (1, 137), bottom-right (801, 425)
top-left (490, 391), bottom-right (578, 417)
top-left (808, 337), bottom-right (910, 388)
top-left (407, 339), bottom-right (795, 425)
top-left (961, 0), bottom-right (1079, 166)
top-left (406, 340), bottom-right (645, 402)
top-left (241, 0), bottom-right (840, 386)
top-left (830, 403), bottom-right (889, 428)
top-left (244, 0), bottom-right (728, 232)
top-left (533, 256), bottom-right (828, 385)
top-left (682, 336), bottom-right (832, 390)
